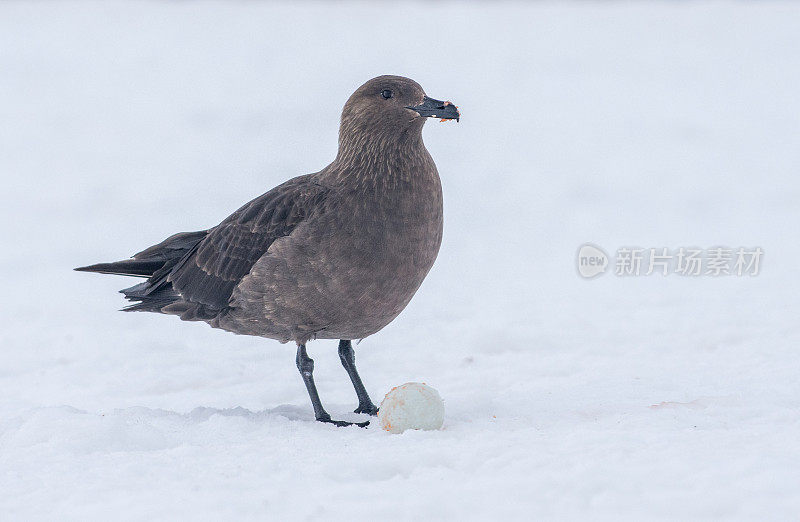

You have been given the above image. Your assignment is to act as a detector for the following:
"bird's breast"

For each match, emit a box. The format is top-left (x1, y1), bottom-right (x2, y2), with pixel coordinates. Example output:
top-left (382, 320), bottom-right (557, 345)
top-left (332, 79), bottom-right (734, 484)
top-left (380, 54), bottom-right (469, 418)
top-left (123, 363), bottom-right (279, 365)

top-left (318, 173), bottom-right (443, 319)
top-left (232, 165), bottom-right (444, 341)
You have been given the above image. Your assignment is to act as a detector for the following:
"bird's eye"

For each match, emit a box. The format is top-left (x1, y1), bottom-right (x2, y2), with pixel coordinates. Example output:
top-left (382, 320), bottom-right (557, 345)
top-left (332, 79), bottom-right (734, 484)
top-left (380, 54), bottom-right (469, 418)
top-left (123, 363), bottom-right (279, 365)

top-left (381, 89), bottom-right (393, 99)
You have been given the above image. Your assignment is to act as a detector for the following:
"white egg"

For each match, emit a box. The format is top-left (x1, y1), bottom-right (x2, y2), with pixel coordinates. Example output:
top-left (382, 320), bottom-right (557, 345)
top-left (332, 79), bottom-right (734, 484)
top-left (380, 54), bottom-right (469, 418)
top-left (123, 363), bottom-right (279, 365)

top-left (378, 382), bottom-right (444, 434)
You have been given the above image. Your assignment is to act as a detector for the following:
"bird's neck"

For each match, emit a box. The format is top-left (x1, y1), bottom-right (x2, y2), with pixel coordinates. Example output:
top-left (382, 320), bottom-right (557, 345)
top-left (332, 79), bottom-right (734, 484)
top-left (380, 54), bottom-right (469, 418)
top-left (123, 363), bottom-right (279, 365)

top-left (328, 125), bottom-right (430, 183)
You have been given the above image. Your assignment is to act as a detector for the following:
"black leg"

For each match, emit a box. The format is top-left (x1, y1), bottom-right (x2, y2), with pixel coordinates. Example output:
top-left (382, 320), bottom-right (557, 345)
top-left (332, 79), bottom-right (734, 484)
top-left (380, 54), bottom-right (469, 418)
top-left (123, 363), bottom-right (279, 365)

top-left (338, 340), bottom-right (379, 416)
top-left (296, 344), bottom-right (368, 427)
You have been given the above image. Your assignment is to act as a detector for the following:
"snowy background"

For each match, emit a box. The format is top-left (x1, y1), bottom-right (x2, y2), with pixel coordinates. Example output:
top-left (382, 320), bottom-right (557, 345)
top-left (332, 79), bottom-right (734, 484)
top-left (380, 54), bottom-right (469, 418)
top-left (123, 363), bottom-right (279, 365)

top-left (2, 1), bottom-right (799, 520)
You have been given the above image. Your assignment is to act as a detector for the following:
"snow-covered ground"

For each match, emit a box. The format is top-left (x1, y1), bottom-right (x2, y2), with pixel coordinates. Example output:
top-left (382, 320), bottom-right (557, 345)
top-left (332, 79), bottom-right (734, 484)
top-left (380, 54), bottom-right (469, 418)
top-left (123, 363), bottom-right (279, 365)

top-left (2, 1), bottom-right (799, 520)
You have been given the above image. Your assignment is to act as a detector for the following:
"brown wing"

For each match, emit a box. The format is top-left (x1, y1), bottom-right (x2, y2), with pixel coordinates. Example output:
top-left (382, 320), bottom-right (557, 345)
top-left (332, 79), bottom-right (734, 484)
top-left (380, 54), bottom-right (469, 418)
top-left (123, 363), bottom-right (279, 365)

top-left (166, 175), bottom-right (330, 310)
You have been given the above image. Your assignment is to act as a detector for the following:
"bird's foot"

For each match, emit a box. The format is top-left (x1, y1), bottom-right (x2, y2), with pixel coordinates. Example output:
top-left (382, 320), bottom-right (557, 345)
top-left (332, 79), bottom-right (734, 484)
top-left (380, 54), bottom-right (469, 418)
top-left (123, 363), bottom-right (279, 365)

top-left (354, 403), bottom-right (379, 416)
top-left (316, 412), bottom-right (369, 428)
top-left (318, 417), bottom-right (369, 428)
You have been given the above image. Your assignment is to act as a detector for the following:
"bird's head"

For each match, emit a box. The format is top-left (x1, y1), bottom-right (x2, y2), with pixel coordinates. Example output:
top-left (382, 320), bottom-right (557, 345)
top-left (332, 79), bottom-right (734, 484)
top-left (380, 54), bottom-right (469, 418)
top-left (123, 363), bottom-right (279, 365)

top-left (338, 75), bottom-right (459, 150)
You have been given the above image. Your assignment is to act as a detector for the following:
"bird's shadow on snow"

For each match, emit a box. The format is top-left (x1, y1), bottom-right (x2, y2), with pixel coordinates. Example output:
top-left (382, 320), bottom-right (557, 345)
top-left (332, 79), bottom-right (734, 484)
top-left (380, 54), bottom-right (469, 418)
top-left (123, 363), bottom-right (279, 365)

top-left (185, 404), bottom-right (315, 423)
top-left (1, 403), bottom-right (365, 443)
top-left (122, 403), bottom-right (362, 425)
top-left (0, 404), bottom-right (375, 454)
top-left (184, 404), bottom-right (375, 426)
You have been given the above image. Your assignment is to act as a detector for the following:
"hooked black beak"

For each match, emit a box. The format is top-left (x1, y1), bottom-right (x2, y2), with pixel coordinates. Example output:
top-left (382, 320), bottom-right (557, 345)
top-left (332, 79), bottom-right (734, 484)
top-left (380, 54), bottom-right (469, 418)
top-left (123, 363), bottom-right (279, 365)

top-left (406, 96), bottom-right (460, 122)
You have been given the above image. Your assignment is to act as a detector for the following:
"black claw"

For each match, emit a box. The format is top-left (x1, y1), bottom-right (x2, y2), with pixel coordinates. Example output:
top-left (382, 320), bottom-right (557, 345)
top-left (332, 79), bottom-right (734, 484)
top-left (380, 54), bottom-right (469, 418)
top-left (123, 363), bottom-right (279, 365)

top-left (318, 417), bottom-right (370, 428)
top-left (354, 404), bottom-right (379, 416)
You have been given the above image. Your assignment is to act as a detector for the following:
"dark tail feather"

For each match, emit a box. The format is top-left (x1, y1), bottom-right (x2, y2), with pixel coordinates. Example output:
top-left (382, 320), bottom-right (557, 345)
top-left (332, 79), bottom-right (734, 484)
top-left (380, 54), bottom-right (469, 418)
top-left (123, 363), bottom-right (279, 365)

top-left (76, 230), bottom-right (209, 314)
top-left (120, 280), bottom-right (217, 319)
top-left (118, 281), bottom-right (180, 313)
top-left (75, 259), bottom-right (166, 277)
top-left (75, 230), bottom-right (208, 279)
